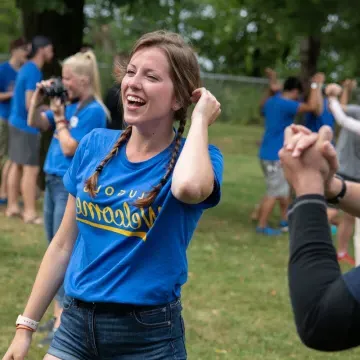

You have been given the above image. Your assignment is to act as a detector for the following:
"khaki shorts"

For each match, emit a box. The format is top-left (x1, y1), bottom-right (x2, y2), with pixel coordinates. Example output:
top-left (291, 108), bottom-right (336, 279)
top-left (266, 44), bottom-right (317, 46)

top-left (260, 160), bottom-right (290, 198)
top-left (0, 119), bottom-right (9, 158)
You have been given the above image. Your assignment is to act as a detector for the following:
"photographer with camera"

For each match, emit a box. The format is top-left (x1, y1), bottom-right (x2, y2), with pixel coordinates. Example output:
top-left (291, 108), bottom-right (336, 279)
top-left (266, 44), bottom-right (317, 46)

top-left (27, 50), bottom-right (108, 347)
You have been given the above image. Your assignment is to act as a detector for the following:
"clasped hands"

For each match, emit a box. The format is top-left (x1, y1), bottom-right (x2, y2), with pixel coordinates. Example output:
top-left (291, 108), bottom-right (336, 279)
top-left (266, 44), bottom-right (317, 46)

top-left (279, 124), bottom-right (339, 198)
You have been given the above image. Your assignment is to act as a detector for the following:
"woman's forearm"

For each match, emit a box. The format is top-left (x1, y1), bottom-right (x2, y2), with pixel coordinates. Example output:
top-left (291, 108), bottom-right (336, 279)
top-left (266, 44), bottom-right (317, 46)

top-left (54, 115), bottom-right (78, 156)
top-left (171, 118), bottom-right (214, 204)
top-left (27, 101), bottom-right (49, 131)
top-left (22, 241), bottom-right (72, 322)
top-left (0, 91), bottom-right (13, 101)
top-left (327, 177), bottom-right (360, 217)
top-left (329, 97), bottom-right (360, 135)
top-left (21, 196), bottom-right (78, 322)
top-left (57, 128), bottom-right (78, 156)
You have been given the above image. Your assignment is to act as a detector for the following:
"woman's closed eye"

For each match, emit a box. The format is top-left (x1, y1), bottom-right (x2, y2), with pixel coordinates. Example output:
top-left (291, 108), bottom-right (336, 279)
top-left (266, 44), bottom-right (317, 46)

top-left (147, 75), bottom-right (158, 81)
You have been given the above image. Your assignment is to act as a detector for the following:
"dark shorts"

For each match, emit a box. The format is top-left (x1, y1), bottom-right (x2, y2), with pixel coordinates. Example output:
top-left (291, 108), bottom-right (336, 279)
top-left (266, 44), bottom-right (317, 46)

top-left (48, 296), bottom-right (187, 360)
top-left (8, 125), bottom-right (40, 166)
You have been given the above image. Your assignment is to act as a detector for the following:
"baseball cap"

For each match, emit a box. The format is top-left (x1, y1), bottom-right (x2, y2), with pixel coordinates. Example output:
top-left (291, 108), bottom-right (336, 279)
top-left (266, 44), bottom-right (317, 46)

top-left (28, 35), bottom-right (52, 58)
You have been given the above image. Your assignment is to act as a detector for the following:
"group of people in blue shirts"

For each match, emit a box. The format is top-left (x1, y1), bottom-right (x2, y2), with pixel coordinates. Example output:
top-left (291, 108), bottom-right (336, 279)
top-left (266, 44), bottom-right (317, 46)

top-left (257, 68), bottom-right (360, 266)
top-left (256, 70), bottom-right (329, 235)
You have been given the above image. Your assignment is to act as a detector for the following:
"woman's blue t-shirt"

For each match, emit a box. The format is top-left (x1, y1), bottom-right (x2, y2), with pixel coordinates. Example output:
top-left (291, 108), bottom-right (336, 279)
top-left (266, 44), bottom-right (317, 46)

top-left (43, 100), bottom-right (107, 177)
top-left (63, 129), bottom-right (223, 305)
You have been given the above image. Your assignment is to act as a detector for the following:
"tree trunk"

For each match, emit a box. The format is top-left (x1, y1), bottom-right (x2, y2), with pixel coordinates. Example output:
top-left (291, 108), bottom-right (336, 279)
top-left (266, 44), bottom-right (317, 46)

top-left (299, 35), bottom-right (321, 89)
top-left (20, 0), bottom-right (85, 189)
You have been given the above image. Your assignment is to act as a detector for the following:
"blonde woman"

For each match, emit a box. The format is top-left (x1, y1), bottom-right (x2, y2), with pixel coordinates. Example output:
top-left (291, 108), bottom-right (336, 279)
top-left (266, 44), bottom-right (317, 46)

top-left (26, 50), bottom-right (108, 347)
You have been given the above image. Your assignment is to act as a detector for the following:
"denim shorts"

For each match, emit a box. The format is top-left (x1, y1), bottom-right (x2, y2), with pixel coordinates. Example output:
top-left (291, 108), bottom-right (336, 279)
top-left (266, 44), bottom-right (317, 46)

top-left (48, 296), bottom-right (187, 359)
top-left (44, 174), bottom-right (68, 307)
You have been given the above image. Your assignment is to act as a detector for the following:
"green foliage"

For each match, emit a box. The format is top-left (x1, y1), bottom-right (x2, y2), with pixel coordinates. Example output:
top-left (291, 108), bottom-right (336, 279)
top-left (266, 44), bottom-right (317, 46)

top-left (16, 0), bottom-right (66, 13)
top-left (0, 0), bottom-right (21, 53)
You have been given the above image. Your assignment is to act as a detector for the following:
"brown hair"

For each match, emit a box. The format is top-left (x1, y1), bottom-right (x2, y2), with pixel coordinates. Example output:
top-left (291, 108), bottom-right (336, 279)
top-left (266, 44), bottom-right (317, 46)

top-left (85, 30), bottom-right (201, 207)
top-left (9, 37), bottom-right (27, 52)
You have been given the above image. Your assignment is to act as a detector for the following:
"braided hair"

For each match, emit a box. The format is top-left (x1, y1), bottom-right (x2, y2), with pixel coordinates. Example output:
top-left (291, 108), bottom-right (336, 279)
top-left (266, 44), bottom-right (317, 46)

top-left (85, 30), bottom-right (201, 207)
top-left (85, 126), bottom-right (132, 197)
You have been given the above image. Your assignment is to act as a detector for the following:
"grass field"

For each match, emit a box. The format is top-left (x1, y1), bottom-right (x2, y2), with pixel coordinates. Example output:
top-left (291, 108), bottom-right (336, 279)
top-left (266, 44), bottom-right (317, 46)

top-left (0, 123), bottom-right (358, 359)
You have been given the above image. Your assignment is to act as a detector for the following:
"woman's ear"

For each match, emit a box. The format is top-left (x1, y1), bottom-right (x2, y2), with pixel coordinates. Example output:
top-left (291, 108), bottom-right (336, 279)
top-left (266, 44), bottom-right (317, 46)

top-left (172, 101), bottom-right (181, 111)
top-left (80, 75), bottom-right (90, 87)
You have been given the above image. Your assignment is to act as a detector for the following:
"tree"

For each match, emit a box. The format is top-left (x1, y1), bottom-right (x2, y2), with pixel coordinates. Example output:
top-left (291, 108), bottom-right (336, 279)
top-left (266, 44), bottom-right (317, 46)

top-left (0, 0), bottom-right (21, 54)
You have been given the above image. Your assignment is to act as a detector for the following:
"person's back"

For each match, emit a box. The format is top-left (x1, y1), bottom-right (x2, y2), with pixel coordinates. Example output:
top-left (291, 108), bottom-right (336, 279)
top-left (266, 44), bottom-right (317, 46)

top-left (304, 98), bottom-right (335, 133)
top-left (8, 61), bottom-right (42, 134)
top-left (260, 94), bottom-right (300, 160)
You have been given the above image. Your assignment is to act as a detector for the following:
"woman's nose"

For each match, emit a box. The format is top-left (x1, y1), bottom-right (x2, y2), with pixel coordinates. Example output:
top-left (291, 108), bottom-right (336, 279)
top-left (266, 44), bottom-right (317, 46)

top-left (126, 74), bottom-right (142, 90)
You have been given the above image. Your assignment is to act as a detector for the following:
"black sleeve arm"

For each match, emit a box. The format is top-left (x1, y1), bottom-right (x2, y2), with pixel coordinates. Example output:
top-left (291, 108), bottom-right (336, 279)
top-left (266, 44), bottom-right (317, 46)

top-left (288, 194), bottom-right (360, 351)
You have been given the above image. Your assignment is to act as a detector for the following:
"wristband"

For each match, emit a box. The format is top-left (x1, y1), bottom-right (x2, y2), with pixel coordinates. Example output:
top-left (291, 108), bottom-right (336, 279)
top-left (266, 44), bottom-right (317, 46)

top-left (16, 315), bottom-right (39, 331)
top-left (55, 119), bottom-right (67, 126)
top-left (327, 175), bottom-right (347, 204)
top-left (16, 325), bottom-right (35, 332)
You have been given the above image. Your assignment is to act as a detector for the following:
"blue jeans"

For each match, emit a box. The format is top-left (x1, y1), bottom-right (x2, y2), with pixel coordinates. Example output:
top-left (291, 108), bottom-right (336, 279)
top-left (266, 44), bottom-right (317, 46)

top-left (43, 174), bottom-right (68, 307)
top-left (48, 296), bottom-right (187, 359)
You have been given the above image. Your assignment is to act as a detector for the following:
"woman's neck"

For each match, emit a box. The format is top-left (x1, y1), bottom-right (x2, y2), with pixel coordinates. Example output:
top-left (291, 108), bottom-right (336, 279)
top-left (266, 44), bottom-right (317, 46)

top-left (78, 88), bottom-right (94, 103)
top-left (126, 123), bottom-right (176, 161)
top-left (9, 57), bottom-right (22, 70)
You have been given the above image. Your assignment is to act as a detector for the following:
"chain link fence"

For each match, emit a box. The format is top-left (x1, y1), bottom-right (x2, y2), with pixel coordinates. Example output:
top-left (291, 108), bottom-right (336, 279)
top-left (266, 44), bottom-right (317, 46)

top-left (9, 54), bottom-right (360, 125)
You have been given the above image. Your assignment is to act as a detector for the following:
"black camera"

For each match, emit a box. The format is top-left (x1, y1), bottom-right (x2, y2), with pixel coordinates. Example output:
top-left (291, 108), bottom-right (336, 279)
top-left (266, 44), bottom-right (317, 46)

top-left (41, 77), bottom-right (68, 102)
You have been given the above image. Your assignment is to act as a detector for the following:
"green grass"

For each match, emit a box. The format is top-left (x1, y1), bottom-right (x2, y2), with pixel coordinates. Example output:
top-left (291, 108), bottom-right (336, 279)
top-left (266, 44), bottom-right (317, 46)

top-left (0, 123), bottom-right (358, 359)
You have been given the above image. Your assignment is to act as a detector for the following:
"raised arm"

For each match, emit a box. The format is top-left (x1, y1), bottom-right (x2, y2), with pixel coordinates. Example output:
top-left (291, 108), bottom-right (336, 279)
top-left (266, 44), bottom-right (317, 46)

top-left (259, 68), bottom-right (282, 111)
top-left (328, 96), bottom-right (360, 135)
top-left (297, 73), bottom-right (324, 114)
top-left (27, 82), bottom-right (51, 131)
top-left (172, 88), bottom-right (220, 204)
top-left (279, 127), bottom-right (360, 351)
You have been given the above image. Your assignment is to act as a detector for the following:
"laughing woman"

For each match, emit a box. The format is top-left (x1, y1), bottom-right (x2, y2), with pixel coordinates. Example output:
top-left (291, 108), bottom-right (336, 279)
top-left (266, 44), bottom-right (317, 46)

top-left (3, 31), bottom-right (223, 360)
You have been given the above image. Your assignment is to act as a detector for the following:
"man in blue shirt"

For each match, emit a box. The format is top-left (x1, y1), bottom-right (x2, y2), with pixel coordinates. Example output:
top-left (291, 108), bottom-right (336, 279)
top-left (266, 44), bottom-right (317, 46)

top-left (0, 37), bottom-right (29, 204)
top-left (257, 72), bottom-right (324, 235)
top-left (6, 36), bottom-right (54, 224)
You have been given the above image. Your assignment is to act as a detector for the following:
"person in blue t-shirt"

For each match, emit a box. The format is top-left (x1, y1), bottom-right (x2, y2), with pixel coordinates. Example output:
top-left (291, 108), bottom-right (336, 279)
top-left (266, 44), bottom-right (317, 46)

top-left (0, 37), bottom-right (29, 205)
top-left (304, 97), bottom-right (335, 133)
top-left (26, 50), bottom-right (108, 348)
top-left (257, 72), bottom-right (324, 236)
top-left (6, 36), bottom-right (54, 224)
top-left (4, 31), bottom-right (223, 359)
